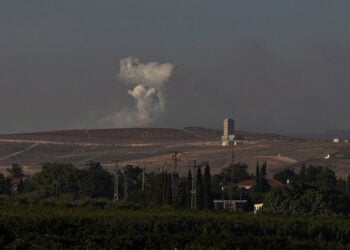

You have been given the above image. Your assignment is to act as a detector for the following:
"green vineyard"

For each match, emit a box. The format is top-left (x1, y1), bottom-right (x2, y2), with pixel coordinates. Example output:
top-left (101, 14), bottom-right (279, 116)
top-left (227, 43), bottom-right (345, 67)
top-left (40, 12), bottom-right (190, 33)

top-left (1, 206), bottom-right (349, 249)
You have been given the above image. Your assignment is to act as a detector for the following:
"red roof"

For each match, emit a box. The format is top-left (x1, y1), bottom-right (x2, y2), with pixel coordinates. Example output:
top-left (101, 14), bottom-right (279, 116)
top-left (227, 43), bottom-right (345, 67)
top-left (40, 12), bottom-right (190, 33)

top-left (11, 178), bottom-right (22, 185)
top-left (268, 178), bottom-right (283, 187)
top-left (237, 179), bottom-right (255, 187)
top-left (237, 178), bottom-right (283, 188)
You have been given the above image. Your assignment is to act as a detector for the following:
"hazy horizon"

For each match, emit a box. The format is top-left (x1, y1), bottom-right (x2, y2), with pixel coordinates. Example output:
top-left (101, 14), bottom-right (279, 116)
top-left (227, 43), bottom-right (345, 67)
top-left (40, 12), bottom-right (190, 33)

top-left (2, 1), bottom-right (350, 135)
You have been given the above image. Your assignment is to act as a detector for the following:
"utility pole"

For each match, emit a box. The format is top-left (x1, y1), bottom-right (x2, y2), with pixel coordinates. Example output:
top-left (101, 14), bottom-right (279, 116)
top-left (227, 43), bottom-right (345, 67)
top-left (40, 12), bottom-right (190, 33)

top-left (171, 151), bottom-right (179, 174)
top-left (123, 168), bottom-right (128, 199)
top-left (142, 162), bottom-right (145, 192)
top-left (231, 147), bottom-right (235, 166)
top-left (190, 160), bottom-right (197, 209)
top-left (114, 160), bottom-right (119, 200)
top-left (162, 161), bottom-right (167, 204)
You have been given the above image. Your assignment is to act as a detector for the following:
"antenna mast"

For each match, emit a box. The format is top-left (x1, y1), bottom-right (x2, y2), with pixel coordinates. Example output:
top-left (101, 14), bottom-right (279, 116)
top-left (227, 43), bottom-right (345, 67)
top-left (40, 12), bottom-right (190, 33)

top-left (114, 160), bottom-right (119, 200)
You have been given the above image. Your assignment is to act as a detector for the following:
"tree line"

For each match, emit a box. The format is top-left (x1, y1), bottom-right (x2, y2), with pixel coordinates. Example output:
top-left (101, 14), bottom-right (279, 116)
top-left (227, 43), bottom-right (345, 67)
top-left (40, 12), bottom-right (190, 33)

top-left (1, 161), bottom-right (350, 215)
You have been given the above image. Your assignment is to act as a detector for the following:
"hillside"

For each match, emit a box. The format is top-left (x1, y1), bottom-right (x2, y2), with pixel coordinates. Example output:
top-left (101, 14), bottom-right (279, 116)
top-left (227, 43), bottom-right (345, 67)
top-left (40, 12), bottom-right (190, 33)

top-left (0, 128), bottom-right (348, 179)
top-left (0, 127), bottom-right (292, 145)
top-left (0, 128), bottom-right (203, 144)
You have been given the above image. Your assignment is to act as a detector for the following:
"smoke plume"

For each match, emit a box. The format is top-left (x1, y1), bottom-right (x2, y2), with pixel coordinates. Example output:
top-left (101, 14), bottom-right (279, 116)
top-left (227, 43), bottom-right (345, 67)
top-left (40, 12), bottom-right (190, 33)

top-left (99, 57), bottom-right (175, 127)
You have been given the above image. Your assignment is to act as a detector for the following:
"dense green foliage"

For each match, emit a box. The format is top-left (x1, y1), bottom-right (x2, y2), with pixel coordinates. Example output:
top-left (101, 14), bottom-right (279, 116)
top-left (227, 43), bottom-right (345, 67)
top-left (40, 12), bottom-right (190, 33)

top-left (273, 167), bottom-right (296, 184)
top-left (26, 163), bottom-right (80, 197)
top-left (6, 164), bottom-right (24, 178)
top-left (262, 183), bottom-right (350, 216)
top-left (25, 162), bottom-right (113, 198)
top-left (0, 205), bottom-right (349, 249)
top-left (79, 161), bottom-right (114, 198)
top-left (2, 162), bottom-right (349, 216)
top-left (0, 173), bottom-right (10, 195)
top-left (274, 165), bottom-right (338, 188)
top-left (264, 165), bottom-right (350, 216)
top-left (2, 162), bottom-right (214, 209)
top-left (0, 162), bottom-right (349, 248)
top-left (220, 162), bottom-right (251, 184)
top-left (210, 162), bottom-right (256, 202)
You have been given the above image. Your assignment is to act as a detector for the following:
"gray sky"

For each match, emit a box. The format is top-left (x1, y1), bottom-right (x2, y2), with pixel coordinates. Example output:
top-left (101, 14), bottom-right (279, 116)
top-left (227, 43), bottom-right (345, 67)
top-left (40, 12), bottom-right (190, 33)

top-left (1, 1), bottom-right (350, 135)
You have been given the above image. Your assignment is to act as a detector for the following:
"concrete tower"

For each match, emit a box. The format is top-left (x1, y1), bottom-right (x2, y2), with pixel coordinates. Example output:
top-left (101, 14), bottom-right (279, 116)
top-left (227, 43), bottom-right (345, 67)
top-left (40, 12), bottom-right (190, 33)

top-left (222, 118), bottom-right (235, 146)
top-left (223, 118), bottom-right (235, 140)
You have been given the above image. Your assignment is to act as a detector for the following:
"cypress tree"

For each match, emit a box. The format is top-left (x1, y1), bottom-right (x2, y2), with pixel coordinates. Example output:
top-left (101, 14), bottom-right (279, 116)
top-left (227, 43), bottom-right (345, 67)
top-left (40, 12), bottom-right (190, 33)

top-left (260, 161), bottom-right (270, 192)
top-left (156, 173), bottom-right (164, 205)
top-left (346, 174), bottom-right (350, 195)
top-left (173, 178), bottom-right (187, 208)
top-left (166, 173), bottom-right (172, 205)
top-left (299, 164), bottom-right (306, 183)
top-left (261, 161), bottom-right (267, 176)
top-left (196, 167), bottom-right (204, 209)
top-left (203, 165), bottom-right (212, 209)
top-left (256, 162), bottom-right (260, 192)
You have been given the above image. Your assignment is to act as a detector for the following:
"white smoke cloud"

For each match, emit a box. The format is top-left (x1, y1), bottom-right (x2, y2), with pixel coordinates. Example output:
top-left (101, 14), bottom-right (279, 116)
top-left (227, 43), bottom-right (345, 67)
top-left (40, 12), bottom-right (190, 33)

top-left (119, 57), bottom-right (175, 88)
top-left (99, 57), bottom-right (175, 127)
top-left (128, 85), bottom-right (161, 125)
